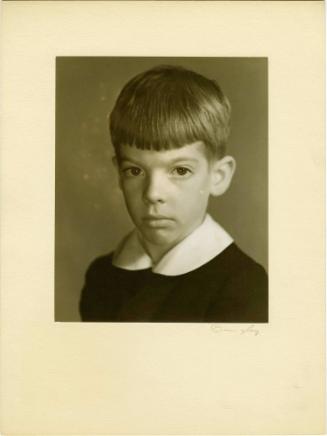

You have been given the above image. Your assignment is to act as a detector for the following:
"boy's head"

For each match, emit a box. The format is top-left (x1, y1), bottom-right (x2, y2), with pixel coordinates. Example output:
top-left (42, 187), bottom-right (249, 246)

top-left (109, 65), bottom-right (231, 160)
top-left (109, 65), bottom-right (235, 254)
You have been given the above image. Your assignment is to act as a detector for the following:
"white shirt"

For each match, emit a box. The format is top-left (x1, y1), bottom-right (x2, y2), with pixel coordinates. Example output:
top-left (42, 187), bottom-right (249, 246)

top-left (112, 214), bottom-right (234, 277)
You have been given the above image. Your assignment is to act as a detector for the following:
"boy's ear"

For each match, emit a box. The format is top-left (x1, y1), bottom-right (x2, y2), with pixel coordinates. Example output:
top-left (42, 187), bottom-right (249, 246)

top-left (209, 155), bottom-right (236, 196)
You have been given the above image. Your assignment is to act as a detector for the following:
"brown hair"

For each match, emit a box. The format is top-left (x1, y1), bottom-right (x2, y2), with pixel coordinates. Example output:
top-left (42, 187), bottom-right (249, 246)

top-left (109, 65), bottom-right (231, 159)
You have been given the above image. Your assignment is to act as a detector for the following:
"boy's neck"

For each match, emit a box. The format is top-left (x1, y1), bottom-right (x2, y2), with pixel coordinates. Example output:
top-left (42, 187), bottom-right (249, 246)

top-left (137, 239), bottom-right (169, 265)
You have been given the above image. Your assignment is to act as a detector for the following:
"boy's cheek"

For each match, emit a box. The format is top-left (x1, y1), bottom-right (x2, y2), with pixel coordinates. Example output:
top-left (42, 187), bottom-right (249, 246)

top-left (121, 187), bottom-right (142, 206)
top-left (120, 179), bottom-right (136, 193)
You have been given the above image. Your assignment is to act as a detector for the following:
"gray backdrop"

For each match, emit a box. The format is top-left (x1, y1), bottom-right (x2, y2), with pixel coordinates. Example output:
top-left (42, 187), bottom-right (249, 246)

top-left (55, 57), bottom-right (268, 321)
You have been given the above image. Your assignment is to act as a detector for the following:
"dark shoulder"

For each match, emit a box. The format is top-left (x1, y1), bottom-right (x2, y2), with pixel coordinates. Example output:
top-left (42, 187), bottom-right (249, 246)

top-left (86, 252), bottom-right (114, 270)
top-left (84, 252), bottom-right (115, 280)
top-left (205, 244), bottom-right (268, 322)
top-left (79, 252), bottom-right (116, 321)
top-left (224, 244), bottom-right (268, 290)
top-left (204, 243), bottom-right (266, 276)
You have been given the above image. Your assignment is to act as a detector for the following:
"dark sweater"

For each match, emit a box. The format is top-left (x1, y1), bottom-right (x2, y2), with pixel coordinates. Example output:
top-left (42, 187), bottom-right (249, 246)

top-left (79, 243), bottom-right (268, 322)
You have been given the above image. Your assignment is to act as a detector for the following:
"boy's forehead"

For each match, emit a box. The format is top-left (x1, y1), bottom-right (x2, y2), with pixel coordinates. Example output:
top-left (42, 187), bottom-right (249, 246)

top-left (118, 141), bottom-right (207, 163)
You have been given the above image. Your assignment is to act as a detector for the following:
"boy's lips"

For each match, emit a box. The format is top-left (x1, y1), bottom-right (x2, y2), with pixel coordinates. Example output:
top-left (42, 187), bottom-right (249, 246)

top-left (142, 215), bottom-right (174, 228)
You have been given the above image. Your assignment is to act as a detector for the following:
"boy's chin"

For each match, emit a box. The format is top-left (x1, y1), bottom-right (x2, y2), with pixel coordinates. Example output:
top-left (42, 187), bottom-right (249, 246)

top-left (139, 227), bottom-right (181, 248)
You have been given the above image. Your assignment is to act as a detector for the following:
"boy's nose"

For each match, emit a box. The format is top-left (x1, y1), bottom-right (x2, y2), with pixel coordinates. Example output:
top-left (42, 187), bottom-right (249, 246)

top-left (143, 173), bottom-right (166, 204)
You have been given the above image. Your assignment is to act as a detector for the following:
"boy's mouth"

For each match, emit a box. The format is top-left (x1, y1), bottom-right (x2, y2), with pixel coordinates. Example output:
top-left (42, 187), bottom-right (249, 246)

top-left (142, 215), bottom-right (174, 228)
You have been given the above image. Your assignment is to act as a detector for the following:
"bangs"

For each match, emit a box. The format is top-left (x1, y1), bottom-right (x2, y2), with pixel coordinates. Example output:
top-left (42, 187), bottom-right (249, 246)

top-left (109, 66), bottom-right (231, 158)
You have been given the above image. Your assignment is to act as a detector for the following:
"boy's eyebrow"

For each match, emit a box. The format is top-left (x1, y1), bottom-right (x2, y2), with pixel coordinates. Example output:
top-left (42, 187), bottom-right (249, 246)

top-left (118, 154), bottom-right (200, 166)
top-left (168, 157), bottom-right (200, 165)
top-left (118, 155), bottom-right (144, 166)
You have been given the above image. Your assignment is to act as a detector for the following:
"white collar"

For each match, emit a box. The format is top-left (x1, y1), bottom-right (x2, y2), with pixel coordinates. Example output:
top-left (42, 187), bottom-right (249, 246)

top-left (112, 214), bottom-right (233, 276)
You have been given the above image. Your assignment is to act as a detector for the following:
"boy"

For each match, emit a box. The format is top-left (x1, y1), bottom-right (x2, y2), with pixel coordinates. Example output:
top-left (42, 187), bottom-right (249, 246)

top-left (79, 65), bottom-right (268, 322)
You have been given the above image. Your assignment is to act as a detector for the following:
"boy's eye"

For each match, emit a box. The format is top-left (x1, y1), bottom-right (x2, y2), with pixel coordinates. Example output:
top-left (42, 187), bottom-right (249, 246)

top-left (171, 167), bottom-right (192, 177)
top-left (122, 166), bottom-right (143, 177)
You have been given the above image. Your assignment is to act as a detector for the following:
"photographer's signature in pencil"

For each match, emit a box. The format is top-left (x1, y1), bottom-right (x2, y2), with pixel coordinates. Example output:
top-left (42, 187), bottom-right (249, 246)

top-left (210, 324), bottom-right (260, 336)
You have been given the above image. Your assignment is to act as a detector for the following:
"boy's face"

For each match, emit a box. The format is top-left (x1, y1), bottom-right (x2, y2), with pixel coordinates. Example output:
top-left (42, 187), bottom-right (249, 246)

top-left (115, 141), bottom-right (227, 251)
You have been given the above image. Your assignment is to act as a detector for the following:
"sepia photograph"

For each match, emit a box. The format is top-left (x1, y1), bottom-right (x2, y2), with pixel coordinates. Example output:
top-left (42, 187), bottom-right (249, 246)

top-left (55, 57), bottom-right (268, 322)
top-left (1, 2), bottom-right (324, 434)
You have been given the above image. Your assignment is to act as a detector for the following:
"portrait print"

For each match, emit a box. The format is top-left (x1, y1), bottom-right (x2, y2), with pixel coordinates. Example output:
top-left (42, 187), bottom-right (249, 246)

top-left (55, 57), bottom-right (268, 322)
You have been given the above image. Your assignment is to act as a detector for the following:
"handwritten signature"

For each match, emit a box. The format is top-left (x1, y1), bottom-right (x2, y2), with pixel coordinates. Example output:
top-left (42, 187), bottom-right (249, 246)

top-left (210, 324), bottom-right (260, 336)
